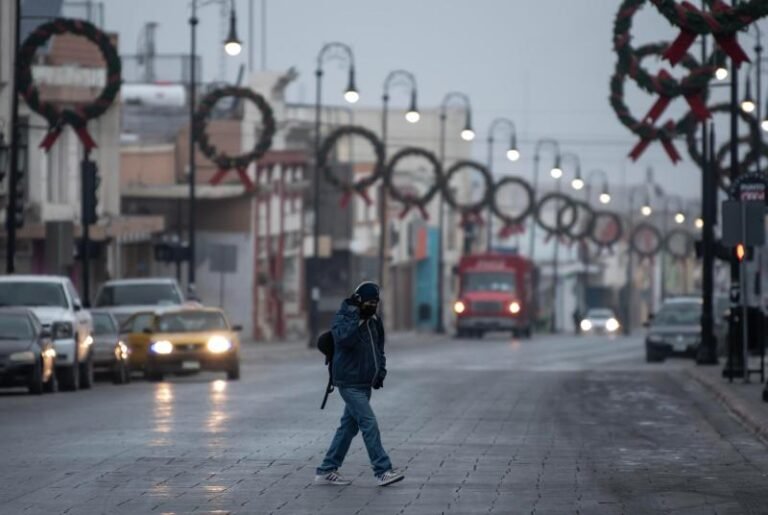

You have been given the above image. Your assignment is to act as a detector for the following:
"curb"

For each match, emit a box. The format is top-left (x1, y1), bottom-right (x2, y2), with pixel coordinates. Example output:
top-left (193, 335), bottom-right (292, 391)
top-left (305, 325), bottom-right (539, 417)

top-left (684, 367), bottom-right (768, 446)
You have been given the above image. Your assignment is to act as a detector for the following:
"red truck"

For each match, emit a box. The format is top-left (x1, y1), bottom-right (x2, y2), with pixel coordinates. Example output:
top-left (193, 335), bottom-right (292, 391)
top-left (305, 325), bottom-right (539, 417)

top-left (452, 253), bottom-right (535, 338)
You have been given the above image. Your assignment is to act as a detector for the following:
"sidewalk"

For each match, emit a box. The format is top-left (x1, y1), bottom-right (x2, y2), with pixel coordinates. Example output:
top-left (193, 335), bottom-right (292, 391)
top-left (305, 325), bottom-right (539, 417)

top-left (240, 330), bottom-right (445, 364)
top-left (685, 359), bottom-right (768, 444)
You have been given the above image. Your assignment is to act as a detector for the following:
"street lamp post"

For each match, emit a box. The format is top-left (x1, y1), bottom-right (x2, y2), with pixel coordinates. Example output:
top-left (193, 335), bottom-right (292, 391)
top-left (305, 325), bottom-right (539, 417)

top-left (485, 117), bottom-right (519, 252)
top-left (381, 70), bottom-right (419, 289)
top-left (188, 0), bottom-right (242, 297)
top-left (660, 195), bottom-right (685, 301)
top-left (529, 139), bottom-right (561, 261)
top-left (551, 152), bottom-right (580, 333)
top-left (579, 169), bottom-right (610, 312)
top-left (437, 92), bottom-right (473, 334)
top-left (624, 184), bottom-right (654, 336)
top-left (309, 42), bottom-right (357, 342)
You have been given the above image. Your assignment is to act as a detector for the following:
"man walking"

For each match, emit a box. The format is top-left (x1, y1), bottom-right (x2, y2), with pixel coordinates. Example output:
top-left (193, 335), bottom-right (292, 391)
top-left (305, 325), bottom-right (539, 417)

top-left (315, 282), bottom-right (404, 487)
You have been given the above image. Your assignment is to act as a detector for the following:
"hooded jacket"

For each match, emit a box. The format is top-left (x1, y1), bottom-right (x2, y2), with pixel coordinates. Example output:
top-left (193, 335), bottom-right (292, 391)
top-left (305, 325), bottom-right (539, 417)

top-left (330, 300), bottom-right (387, 388)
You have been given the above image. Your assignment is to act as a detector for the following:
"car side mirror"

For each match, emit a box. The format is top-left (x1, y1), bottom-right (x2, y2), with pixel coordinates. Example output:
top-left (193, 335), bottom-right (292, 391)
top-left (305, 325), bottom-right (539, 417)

top-left (232, 324), bottom-right (243, 332)
top-left (73, 303), bottom-right (82, 312)
top-left (40, 329), bottom-right (52, 339)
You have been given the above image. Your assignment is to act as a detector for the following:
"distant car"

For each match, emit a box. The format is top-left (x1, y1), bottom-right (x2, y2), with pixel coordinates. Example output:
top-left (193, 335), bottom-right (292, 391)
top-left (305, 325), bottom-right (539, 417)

top-left (0, 308), bottom-right (58, 394)
top-left (90, 311), bottom-right (131, 384)
top-left (645, 297), bottom-right (703, 362)
top-left (0, 275), bottom-right (94, 391)
top-left (579, 308), bottom-right (621, 335)
top-left (120, 307), bottom-right (242, 381)
top-left (94, 278), bottom-right (185, 327)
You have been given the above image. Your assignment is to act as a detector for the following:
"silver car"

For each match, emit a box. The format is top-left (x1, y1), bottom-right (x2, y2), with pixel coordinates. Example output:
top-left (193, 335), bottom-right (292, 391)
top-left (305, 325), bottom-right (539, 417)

top-left (94, 278), bottom-right (185, 328)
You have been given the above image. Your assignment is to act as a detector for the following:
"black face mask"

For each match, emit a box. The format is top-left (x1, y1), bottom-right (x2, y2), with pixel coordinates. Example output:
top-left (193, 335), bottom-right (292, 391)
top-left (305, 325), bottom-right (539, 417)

top-left (360, 304), bottom-right (378, 319)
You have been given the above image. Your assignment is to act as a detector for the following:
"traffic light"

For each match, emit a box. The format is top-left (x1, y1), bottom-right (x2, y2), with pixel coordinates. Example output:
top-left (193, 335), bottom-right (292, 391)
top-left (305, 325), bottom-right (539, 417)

top-left (81, 160), bottom-right (99, 225)
top-left (734, 243), bottom-right (754, 262)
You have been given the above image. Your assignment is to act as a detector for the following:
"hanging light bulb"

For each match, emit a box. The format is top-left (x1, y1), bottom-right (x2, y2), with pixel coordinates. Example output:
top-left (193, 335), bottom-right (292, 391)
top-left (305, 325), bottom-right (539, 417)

top-left (715, 66), bottom-right (729, 81)
top-left (674, 212), bottom-right (685, 224)
top-left (223, 1), bottom-right (242, 56)
top-left (599, 192), bottom-right (611, 204)
top-left (405, 90), bottom-right (420, 123)
top-left (641, 205), bottom-right (652, 216)
top-left (344, 67), bottom-right (359, 104)
top-left (571, 177), bottom-right (585, 190)
top-left (741, 77), bottom-right (756, 113)
top-left (695, 217), bottom-right (704, 229)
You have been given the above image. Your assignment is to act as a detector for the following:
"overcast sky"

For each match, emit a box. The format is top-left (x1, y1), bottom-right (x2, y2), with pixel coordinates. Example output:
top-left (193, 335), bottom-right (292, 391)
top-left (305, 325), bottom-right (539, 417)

top-left (98, 0), bottom-right (768, 203)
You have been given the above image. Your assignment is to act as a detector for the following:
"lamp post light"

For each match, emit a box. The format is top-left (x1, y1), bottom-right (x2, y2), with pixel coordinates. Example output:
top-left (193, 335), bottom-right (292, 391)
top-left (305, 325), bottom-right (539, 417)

top-left (187, 0), bottom-right (242, 296)
top-left (529, 139), bottom-right (561, 261)
top-left (437, 92), bottom-right (473, 333)
top-left (380, 70), bottom-right (419, 289)
top-left (587, 169), bottom-right (611, 205)
top-left (485, 117), bottom-right (519, 251)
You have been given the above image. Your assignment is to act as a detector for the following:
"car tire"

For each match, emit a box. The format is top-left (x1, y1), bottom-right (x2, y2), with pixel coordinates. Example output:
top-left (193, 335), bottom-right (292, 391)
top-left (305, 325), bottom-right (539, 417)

top-left (58, 353), bottom-right (80, 392)
top-left (79, 354), bottom-right (94, 389)
top-left (227, 362), bottom-right (240, 381)
top-left (43, 366), bottom-right (58, 394)
top-left (28, 359), bottom-right (44, 395)
top-left (112, 361), bottom-right (129, 385)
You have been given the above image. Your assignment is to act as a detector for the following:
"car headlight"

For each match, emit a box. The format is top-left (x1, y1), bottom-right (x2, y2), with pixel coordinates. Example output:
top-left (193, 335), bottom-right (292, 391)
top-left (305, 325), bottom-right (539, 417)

top-left (52, 322), bottom-right (74, 339)
top-left (150, 340), bottom-right (174, 355)
top-left (116, 340), bottom-right (129, 360)
top-left (580, 319), bottom-right (592, 331)
top-left (509, 301), bottom-right (521, 314)
top-left (9, 351), bottom-right (35, 363)
top-left (453, 301), bottom-right (466, 314)
top-left (605, 318), bottom-right (620, 332)
top-left (207, 335), bottom-right (232, 353)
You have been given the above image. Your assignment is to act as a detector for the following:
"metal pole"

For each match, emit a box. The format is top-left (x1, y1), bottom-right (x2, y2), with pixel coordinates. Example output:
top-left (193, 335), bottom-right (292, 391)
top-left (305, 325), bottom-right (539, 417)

top-left (529, 153), bottom-right (540, 261)
top-left (260, 0), bottom-right (267, 71)
top-left (624, 192), bottom-right (635, 336)
top-left (437, 111), bottom-right (447, 333)
top-left (5, 0), bottom-right (21, 274)
top-left (661, 203), bottom-right (668, 301)
top-left (551, 180), bottom-right (561, 334)
top-left (248, 0), bottom-right (254, 72)
top-left (486, 134), bottom-right (495, 253)
top-left (379, 91), bottom-right (389, 289)
top-left (726, 57), bottom-right (742, 381)
top-left (308, 64), bottom-right (323, 343)
top-left (81, 154), bottom-right (91, 306)
top-left (188, 2), bottom-right (198, 293)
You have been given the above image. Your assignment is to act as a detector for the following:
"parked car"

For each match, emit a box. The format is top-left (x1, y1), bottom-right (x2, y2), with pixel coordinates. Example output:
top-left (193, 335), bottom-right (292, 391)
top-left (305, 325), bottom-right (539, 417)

top-left (120, 307), bottom-right (241, 381)
top-left (645, 297), bottom-right (703, 362)
top-left (90, 310), bottom-right (131, 384)
top-left (0, 275), bottom-right (94, 391)
top-left (94, 278), bottom-right (185, 327)
top-left (0, 308), bottom-right (58, 394)
top-left (579, 308), bottom-right (621, 335)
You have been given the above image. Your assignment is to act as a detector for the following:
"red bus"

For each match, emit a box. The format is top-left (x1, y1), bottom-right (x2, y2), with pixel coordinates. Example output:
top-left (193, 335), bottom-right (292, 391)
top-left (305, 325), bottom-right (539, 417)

top-left (452, 253), bottom-right (535, 338)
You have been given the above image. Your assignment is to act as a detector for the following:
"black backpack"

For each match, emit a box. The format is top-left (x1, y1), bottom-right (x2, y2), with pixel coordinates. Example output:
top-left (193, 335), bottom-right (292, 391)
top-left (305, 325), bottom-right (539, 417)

top-left (316, 330), bottom-right (335, 409)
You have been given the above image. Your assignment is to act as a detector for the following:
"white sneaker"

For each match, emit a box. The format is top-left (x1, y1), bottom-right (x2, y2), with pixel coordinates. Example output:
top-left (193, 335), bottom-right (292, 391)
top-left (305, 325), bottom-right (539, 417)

top-left (314, 470), bottom-right (352, 486)
top-left (376, 469), bottom-right (404, 486)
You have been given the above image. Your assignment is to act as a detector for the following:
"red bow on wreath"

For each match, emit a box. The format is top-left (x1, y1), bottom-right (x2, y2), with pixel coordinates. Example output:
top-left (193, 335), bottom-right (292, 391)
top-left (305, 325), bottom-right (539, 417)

top-left (662, 0), bottom-right (750, 67)
top-left (460, 211), bottom-right (484, 227)
top-left (498, 223), bottom-right (524, 239)
top-left (340, 189), bottom-right (373, 208)
top-left (209, 167), bottom-right (255, 191)
top-left (398, 194), bottom-right (430, 220)
top-left (39, 117), bottom-right (98, 153)
top-left (629, 119), bottom-right (682, 163)
top-left (644, 70), bottom-right (710, 123)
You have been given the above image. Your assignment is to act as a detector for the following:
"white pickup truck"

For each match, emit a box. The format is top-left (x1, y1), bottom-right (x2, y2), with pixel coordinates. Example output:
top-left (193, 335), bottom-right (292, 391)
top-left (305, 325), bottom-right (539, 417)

top-left (0, 275), bottom-right (94, 390)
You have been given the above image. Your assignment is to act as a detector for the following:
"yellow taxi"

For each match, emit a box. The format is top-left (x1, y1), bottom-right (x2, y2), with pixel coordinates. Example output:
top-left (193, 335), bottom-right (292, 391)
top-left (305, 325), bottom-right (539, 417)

top-left (120, 307), bottom-right (241, 381)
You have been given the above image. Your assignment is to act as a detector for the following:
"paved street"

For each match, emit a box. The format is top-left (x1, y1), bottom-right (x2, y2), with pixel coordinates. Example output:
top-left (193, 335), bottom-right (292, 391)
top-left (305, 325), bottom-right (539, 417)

top-left (2, 333), bottom-right (768, 515)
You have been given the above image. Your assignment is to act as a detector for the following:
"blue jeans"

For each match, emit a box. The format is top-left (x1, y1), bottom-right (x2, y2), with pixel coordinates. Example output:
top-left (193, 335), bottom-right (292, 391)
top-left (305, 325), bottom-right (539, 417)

top-left (316, 386), bottom-right (392, 476)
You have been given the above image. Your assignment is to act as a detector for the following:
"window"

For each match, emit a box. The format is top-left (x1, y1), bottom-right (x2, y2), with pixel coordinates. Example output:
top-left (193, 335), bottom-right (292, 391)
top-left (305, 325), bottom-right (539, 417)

top-left (463, 272), bottom-right (516, 293)
top-left (95, 283), bottom-right (182, 307)
top-left (0, 282), bottom-right (68, 308)
top-left (92, 313), bottom-right (118, 335)
top-left (0, 314), bottom-right (34, 339)
top-left (157, 311), bottom-right (228, 333)
top-left (129, 313), bottom-right (155, 333)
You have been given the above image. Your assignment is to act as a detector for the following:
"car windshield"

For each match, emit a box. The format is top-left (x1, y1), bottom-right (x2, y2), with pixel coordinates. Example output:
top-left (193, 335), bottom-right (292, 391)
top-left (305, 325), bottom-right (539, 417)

top-left (463, 272), bottom-right (516, 293)
top-left (654, 303), bottom-right (701, 326)
top-left (156, 311), bottom-right (228, 333)
top-left (92, 313), bottom-right (117, 335)
top-left (587, 309), bottom-right (614, 319)
top-left (95, 283), bottom-right (182, 307)
top-left (0, 314), bottom-right (33, 340)
top-left (0, 282), bottom-right (68, 308)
